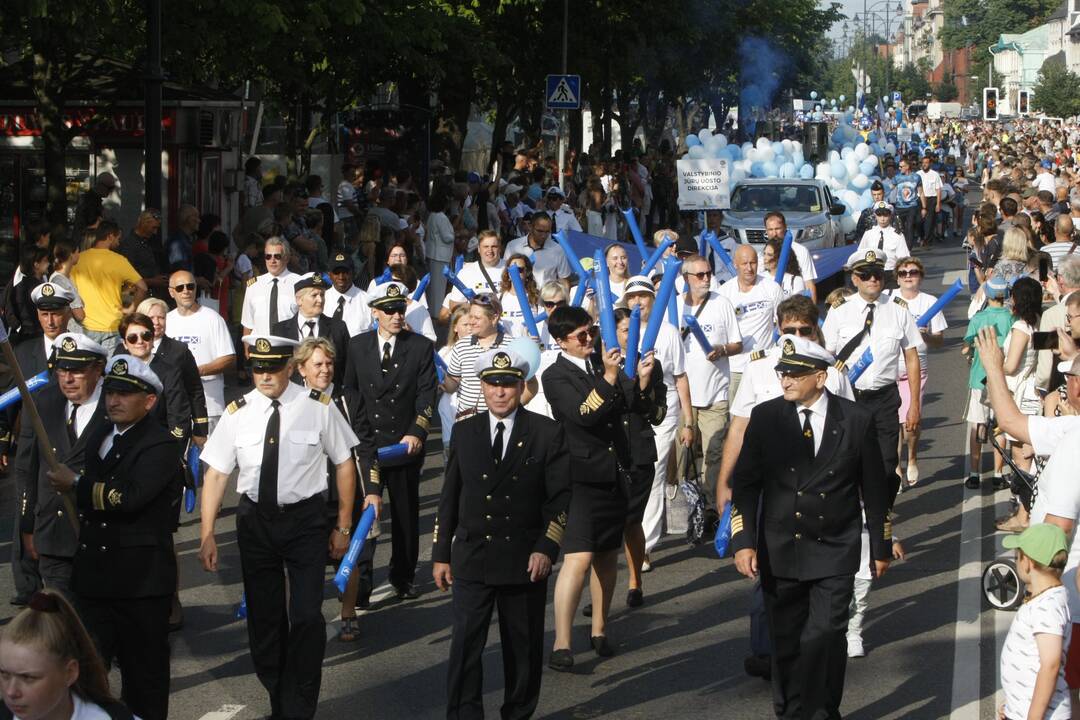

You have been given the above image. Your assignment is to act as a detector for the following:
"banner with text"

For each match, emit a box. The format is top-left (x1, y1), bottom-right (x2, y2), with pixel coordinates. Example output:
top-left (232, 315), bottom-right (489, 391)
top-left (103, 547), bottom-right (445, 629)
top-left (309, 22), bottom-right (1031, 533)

top-left (676, 158), bottom-right (730, 210)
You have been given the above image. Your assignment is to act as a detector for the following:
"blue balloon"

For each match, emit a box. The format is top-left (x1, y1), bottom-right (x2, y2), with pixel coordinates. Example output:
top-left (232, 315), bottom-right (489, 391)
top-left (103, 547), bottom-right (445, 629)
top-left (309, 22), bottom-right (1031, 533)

top-left (750, 161), bottom-right (766, 177)
top-left (778, 162), bottom-right (796, 178)
top-left (830, 160), bottom-right (847, 181)
top-left (762, 160), bottom-right (779, 177)
top-left (507, 337), bottom-right (541, 380)
top-left (798, 163), bottom-right (814, 179)
top-left (686, 135), bottom-right (701, 147)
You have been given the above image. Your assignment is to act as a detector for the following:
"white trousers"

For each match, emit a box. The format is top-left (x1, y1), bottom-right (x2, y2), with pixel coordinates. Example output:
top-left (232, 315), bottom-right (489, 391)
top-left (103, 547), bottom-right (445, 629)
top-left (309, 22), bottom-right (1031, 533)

top-left (642, 415), bottom-right (679, 553)
top-left (848, 577), bottom-right (872, 639)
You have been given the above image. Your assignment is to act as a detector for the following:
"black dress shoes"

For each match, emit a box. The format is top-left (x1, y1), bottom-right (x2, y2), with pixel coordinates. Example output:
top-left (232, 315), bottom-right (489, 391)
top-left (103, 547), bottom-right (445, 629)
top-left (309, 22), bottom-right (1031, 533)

top-left (590, 635), bottom-right (614, 657)
top-left (626, 589), bottom-right (643, 607)
top-left (549, 649), bottom-right (573, 672)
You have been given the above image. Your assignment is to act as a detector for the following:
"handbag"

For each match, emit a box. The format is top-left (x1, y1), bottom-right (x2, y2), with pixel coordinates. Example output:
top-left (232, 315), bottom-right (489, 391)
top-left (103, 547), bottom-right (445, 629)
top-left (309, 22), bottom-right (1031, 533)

top-left (678, 448), bottom-right (708, 545)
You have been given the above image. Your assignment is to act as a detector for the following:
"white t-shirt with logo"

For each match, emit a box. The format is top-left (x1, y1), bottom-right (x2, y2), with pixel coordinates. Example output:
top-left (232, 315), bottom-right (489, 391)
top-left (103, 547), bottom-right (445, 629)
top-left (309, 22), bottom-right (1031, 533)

top-left (642, 320), bottom-right (685, 422)
top-left (165, 305), bottom-right (236, 416)
top-left (442, 260), bottom-right (506, 308)
top-left (676, 292), bottom-right (739, 407)
top-left (717, 277), bottom-right (784, 373)
top-left (885, 290), bottom-right (947, 372)
top-left (999, 585), bottom-right (1071, 720)
top-left (1030, 428), bottom-right (1080, 622)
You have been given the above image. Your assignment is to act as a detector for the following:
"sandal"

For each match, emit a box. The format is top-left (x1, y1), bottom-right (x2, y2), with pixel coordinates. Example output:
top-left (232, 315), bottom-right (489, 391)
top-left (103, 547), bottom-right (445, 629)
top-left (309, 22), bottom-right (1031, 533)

top-left (995, 513), bottom-right (1028, 533)
top-left (338, 617), bottom-right (359, 642)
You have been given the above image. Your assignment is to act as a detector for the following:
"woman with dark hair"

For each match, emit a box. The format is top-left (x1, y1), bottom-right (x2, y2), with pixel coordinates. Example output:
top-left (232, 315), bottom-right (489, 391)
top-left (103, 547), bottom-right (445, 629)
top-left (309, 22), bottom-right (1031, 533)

top-left (1029, 210), bottom-right (1054, 248)
top-left (497, 254), bottom-right (544, 339)
top-left (966, 209), bottom-right (1000, 291)
top-left (3, 244), bottom-right (50, 345)
top-left (49, 239), bottom-right (86, 328)
top-left (761, 237), bottom-right (805, 298)
top-left (996, 275), bottom-right (1044, 532)
top-left (0, 590), bottom-right (134, 719)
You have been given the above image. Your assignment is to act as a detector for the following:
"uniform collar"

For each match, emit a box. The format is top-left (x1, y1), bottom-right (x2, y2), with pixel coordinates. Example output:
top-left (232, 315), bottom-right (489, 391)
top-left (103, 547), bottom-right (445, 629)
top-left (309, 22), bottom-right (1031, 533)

top-left (250, 381), bottom-right (301, 411)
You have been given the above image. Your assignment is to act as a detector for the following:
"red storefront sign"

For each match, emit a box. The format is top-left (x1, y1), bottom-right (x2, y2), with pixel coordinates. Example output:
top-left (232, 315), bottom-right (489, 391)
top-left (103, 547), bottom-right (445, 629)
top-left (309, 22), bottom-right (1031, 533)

top-left (0, 108), bottom-right (174, 137)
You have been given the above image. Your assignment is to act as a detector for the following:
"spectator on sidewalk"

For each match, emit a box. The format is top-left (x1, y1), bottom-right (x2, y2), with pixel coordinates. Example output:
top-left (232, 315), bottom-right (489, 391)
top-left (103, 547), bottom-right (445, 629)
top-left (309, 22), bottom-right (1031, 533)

top-left (71, 221), bottom-right (147, 353)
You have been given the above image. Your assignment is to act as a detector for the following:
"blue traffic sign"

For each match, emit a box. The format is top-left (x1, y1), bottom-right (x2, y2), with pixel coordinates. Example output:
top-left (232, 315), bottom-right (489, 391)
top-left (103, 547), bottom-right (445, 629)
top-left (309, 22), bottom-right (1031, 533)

top-left (892, 91), bottom-right (902, 104)
top-left (546, 74), bottom-right (581, 110)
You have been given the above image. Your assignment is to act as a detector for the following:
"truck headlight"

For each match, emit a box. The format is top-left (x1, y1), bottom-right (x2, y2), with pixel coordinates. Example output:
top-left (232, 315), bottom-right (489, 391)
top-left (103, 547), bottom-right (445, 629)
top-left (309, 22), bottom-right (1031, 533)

top-left (803, 224), bottom-right (826, 240)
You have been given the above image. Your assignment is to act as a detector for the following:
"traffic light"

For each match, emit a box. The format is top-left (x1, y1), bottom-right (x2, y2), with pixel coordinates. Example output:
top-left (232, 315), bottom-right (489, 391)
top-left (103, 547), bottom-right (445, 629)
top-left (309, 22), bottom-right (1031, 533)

top-left (983, 87), bottom-right (999, 120)
top-left (1018, 89), bottom-right (1030, 115)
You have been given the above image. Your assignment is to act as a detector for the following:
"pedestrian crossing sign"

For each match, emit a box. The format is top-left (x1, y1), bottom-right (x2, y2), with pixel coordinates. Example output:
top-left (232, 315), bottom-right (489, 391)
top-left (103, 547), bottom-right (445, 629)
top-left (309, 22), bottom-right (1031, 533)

top-left (546, 74), bottom-right (581, 110)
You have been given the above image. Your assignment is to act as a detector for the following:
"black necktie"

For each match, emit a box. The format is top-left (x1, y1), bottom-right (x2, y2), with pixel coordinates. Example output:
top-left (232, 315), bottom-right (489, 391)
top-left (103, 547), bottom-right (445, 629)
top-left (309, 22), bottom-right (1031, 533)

top-left (304, 320), bottom-right (316, 338)
top-left (492, 421), bottom-right (505, 464)
top-left (836, 302), bottom-right (875, 364)
top-left (67, 403), bottom-right (80, 445)
top-left (382, 341), bottom-right (392, 374)
top-left (878, 229), bottom-right (885, 250)
top-left (802, 409), bottom-right (815, 458)
top-left (334, 296), bottom-right (346, 322)
top-left (258, 400), bottom-right (281, 509)
top-left (269, 278), bottom-right (279, 327)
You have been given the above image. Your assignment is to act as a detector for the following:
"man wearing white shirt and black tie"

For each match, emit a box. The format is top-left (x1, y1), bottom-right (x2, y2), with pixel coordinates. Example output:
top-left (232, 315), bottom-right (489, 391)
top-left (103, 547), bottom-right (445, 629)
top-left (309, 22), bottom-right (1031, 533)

top-left (325, 252), bottom-right (372, 337)
top-left (271, 274), bottom-right (350, 386)
top-left (241, 237), bottom-right (298, 338)
top-left (856, 202), bottom-right (910, 283)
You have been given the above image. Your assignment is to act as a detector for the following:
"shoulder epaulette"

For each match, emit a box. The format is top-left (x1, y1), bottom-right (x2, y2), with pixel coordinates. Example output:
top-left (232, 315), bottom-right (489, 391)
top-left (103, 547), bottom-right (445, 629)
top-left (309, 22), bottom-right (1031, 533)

top-left (247, 276), bottom-right (258, 287)
top-left (309, 389), bottom-right (331, 405)
top-left (749, 350), bottom-right (766, 362)
top-left (830, 296), bottom-right (848, 309)
top-left (892, 296), bottom-right (908, 308)
top-left (226, 397), bottom-right (247, 414)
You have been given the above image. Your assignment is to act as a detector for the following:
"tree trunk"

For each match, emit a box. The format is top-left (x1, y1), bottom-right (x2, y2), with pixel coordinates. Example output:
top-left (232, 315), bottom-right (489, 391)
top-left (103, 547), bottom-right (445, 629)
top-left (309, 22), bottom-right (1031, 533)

top-left (298, 95), bottom-right (313, 176)
top-left (31, 50), bottom-right (70, 237)
top-left (488, 98), bottom-right (514, 172)
top-left (569, 107), bottom-right (582, 155)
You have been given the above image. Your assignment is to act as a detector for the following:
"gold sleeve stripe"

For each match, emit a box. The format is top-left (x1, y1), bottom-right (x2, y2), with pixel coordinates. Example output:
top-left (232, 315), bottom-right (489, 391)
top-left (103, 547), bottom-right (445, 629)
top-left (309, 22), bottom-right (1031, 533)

top-left (370, 465), bottom-right (381, 485)
top-left (545, 520), bottom-right (564, 545)
top-left (883, 520), bottom-right (892, 540)
top-left (92, 482), bottom-right (106, 511)
top-left (581, 390), bottom-right (603, 412)
top-left (731, 516), bottom-right (744, 535)
top-left (415, 415), bottom-right (430, 431)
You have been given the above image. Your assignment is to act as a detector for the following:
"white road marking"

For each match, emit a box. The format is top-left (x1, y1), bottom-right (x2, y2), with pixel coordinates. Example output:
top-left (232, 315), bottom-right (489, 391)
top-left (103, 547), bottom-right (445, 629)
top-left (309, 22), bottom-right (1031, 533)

top-left (941, 269), bottom-right (967, 286)
top-left (950, 429), bottom-right (984, 719)
top-left (197, 705), bottom-right (245, 720)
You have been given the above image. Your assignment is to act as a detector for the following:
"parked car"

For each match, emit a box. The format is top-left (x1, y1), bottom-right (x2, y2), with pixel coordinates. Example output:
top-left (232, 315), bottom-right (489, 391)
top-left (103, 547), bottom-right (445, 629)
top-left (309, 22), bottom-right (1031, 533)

top-left (720, 178), bottom-right (849, 250)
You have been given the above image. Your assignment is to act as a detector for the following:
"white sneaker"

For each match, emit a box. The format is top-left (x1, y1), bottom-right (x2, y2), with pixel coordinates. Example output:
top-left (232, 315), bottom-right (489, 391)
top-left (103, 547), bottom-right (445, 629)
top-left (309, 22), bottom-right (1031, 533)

top-left (847, 635), bottom-right (865, 658)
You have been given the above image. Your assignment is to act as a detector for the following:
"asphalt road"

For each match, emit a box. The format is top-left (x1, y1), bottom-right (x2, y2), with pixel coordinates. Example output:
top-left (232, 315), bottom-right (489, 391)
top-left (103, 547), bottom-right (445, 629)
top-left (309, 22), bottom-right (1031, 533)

top-left (0, 232), bottom-right (1018, 719)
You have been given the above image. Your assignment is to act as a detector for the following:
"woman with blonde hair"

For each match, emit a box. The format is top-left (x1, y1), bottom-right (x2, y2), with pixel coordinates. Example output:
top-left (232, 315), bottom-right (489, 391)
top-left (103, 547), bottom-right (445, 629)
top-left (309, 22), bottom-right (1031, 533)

top-left (291, 337), bottom-right (381, 641)
top-left (0, 590), bottom-right (132, 719)
top-left (438, 305), bottom-right (472, 448)
top-left (993, 226), bottom-right (1037, 288)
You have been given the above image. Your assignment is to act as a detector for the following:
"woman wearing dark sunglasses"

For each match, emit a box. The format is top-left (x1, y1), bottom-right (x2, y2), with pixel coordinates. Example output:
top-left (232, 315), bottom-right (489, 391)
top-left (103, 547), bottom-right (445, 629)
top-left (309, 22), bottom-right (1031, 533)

top-left (886, 256), bottom-right (947, 487)
top-left (118, 313), bottom-right (193, 449)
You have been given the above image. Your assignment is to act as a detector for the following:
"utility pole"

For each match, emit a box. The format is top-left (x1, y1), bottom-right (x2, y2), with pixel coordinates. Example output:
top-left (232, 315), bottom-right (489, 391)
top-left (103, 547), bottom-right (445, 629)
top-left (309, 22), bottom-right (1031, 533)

top-left (144, 0), bottom-right (163, 212)
top-left (557, 0), bottom-right (568, 192)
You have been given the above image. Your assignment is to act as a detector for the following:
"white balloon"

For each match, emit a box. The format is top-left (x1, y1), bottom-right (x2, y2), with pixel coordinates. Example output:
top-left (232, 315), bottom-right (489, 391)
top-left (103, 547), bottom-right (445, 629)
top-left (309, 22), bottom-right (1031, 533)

top-left (840, 215), bottom-right (856, 234)
top-left (730, 167), bottom-right (748, 182)
top-left (687, 145), bottom-right (706, 159)
top-left (885, 142), bottom-right (896, 155)
top-left (781, 139), bottom-right (794, 154)
top-left (828, 150), bottom-right (841, 164)
top-left (756, 137), bottom-right (771, 151)
top-left (850, 173), bottom-right (869, 190)
top-left (716, 133), bottom-right (728, 148)
top-left (758, 147), bottom-right (775, 163)
top-left (778, 162), bottom-right (795, 178)
top-left (810, 91), bottom-right (819, 99)
top-left (698, 128), bottom-right (713, 143)
top-left (840, 147), bottom-right (853, 160)
top-left (854, 143), bottom-right (870, 160)
top-left (815, 162), bottom-right (832, 180)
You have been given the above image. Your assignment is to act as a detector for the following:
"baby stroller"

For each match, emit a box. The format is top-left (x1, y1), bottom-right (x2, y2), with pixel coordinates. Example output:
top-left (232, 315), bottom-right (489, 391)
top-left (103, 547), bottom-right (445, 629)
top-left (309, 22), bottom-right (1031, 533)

top-left (980, 413), bottom-right (1044, 611)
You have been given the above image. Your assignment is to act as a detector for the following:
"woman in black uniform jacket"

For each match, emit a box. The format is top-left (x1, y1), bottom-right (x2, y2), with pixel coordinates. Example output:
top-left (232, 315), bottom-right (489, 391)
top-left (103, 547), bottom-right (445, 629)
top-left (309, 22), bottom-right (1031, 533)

top-left (542, 306), bottom-right (664, 671)
top-left (293, 337), bottom-right (379, 642)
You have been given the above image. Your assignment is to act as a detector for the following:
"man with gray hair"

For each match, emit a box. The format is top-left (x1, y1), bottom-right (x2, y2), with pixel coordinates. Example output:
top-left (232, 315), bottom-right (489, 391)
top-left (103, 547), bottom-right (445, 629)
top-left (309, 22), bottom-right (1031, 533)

top-left (1037, 255), bottom-right (1080, 393)
top-left (241, 237), bottom-right (299, 337)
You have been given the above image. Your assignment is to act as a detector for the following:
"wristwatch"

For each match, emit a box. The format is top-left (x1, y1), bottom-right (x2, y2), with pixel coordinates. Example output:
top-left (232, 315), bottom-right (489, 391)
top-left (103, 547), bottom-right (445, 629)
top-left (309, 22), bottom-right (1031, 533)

top-left (335, 526), bottom-right (352, 537)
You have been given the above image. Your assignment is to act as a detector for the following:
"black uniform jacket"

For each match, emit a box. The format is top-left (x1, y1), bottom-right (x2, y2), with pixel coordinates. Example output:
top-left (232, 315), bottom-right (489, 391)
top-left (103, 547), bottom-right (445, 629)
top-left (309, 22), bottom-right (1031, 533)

top-left (155, 335), bottom-right (208, 438)
top-left (14, 382), bottom-right (110, 555)
top-left (330, 384), bottom-right (380, 495)
top-left (72, 414), bottom-right (183, 599)
top-left (730, 392), bottom-right (892, 581)
top-left (343, 329), bottom-right (437, 449)
top-left (0, 334), bottom-right (55, 455)
top-left (432, 408), bottom-right (571, 585)
top-left (619, 359), bottom-right (667, 468)
top-left (148, 355), bottom-right (193, 443)
top-left (272, 313), bottom-right (351, 386)
top-left (541, 353), bottom-right (665, 487)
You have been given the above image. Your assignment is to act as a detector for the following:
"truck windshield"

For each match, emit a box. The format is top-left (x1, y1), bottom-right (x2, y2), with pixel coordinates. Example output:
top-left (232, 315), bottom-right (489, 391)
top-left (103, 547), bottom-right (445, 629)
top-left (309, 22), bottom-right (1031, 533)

top-left (729, 184), bottom-right (822, 213)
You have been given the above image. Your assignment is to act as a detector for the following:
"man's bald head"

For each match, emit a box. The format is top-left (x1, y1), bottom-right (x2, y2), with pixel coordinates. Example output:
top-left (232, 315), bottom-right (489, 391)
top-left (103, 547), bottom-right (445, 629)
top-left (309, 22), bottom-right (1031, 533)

top-left (169, 270), bottom-right (198, 310)
top-left (734, 245), bottom-right (759, 285)
top-left (1055, 213), bottom-right (1074, 241)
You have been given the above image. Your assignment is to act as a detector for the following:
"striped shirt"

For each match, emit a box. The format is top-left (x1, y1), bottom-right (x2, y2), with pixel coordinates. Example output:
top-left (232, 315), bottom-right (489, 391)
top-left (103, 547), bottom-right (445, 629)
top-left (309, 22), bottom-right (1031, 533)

top-left (447, 332), bottom-right (508, 414)
top-left (1042, 241), bottom-right (1077, 269)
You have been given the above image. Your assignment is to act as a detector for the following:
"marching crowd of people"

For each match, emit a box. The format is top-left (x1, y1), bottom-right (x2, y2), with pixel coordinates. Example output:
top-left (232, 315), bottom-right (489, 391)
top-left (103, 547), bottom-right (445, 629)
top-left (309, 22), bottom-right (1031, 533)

top-left (1, 113), bottom-right (1080, 720)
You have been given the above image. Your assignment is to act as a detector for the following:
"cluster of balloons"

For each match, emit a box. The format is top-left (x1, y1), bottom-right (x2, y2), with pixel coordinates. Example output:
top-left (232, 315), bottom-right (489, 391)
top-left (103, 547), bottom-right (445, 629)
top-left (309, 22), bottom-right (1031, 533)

top-left (684, 107), bottom-right (899, 235)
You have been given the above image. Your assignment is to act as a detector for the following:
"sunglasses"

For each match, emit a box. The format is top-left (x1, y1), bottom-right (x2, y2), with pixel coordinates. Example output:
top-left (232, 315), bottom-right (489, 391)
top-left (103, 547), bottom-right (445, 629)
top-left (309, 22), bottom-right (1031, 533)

top-left (265, 253), bottom-right (284, 261)
top-left (780, 325), bottom-right (815, 337)
top-left (471, 293), bottom-right (497, 307)
top-left (684, 270), bottom-right (712, 280)
top-left (567, 327), bottom-right (598, 345)
top-left (854, 270), bottom-right (884, 281)
top-left (777, 369), bottom-right (820, 380)
top-left (125, 331), bottom-right (153, 344)
top-left (171, 283), bottom-right (196, 292)
top-left (543, 300), bottom-right (566, 309)
top-left (896, 269), bottom-right (922, 278)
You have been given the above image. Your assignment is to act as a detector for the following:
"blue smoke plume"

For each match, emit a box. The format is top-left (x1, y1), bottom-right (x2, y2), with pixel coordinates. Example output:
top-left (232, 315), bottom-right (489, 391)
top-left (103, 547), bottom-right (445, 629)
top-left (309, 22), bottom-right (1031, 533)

top-left (738, 36), bottom-right (789, 137)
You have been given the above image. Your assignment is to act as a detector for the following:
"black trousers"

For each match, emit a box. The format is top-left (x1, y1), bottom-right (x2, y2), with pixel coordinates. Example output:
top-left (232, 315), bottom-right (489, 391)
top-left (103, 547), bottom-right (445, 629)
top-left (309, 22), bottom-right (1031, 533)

top-left (762, 573), bottom-right (854, 720)
top-left (896, 206), bottom-right (918, 250)
top-left (10, 519), bottom-right (40, 601)
top-left (921, 198), bottom-right (938, 245)
top-left (383, 460), bottom-right (422, 588)
top-left (237, 495), bottom-right (328, 720)
top-left (854, 385), bottom-right (902, 484)
top-left (80, 594), bottom-right (172, 720)
top-left (446, 577), bottom-right (548, 720)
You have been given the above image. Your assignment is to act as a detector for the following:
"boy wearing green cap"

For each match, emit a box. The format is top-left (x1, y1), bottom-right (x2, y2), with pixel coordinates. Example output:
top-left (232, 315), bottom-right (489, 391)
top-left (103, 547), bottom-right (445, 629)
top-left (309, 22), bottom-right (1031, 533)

top-left (999, 523), bottom-right (1072, 720)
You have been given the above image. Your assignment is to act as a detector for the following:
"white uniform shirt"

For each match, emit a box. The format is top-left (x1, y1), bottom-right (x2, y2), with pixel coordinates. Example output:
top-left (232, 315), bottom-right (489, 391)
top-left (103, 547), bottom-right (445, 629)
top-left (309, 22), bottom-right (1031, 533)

top-left (917, 168), bottom-right (943, 199)
top-left (856, 226), bottom-right (912, 270)
top-left (201, 381), bottom-right (358, 505)
top-left (885, 290), bottom-right (947, 372)
top-left (822, 295), bottom-right (924, 391)
top-left (551, 205), bottom-right (583, 233)
top-left (165, 305), bottom-right (236, 416)
top-left (717, 277), bottom-right (785, 373)
top-left (442, 260), bottom-right (506, 308)
top-left (505, 236), bottom-right (572, 288)
top-left (324, 284), bottom-right (372, 337)
top-left (730, 346), bottom-right (855, 418)
top-left (66, 381), bottom-right (103, 438)
top-left (642, 320), bottom-right (685, 422)
top-left (676, 291), bottom-right (740, 407)
top-left (241, 271), bottom-right (299, 334)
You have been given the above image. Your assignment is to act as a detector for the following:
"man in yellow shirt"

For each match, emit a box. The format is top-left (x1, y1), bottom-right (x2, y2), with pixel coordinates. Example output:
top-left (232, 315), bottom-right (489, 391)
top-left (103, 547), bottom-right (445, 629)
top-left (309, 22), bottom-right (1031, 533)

top-left (71, 219), bottom-right (147, 352)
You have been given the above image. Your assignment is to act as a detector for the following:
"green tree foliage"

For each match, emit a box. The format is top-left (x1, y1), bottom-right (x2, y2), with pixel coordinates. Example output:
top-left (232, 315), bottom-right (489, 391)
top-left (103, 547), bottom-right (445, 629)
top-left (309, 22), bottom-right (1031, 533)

top-left (1032, 56), bottom-right (1080, 118)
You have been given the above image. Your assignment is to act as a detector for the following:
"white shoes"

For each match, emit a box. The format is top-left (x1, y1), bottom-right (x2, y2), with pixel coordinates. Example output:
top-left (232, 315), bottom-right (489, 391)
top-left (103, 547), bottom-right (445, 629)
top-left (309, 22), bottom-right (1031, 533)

top-left (906, 462), bottom-right (920, 486)
top-left (847, 634), bottom-right (865, 658)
